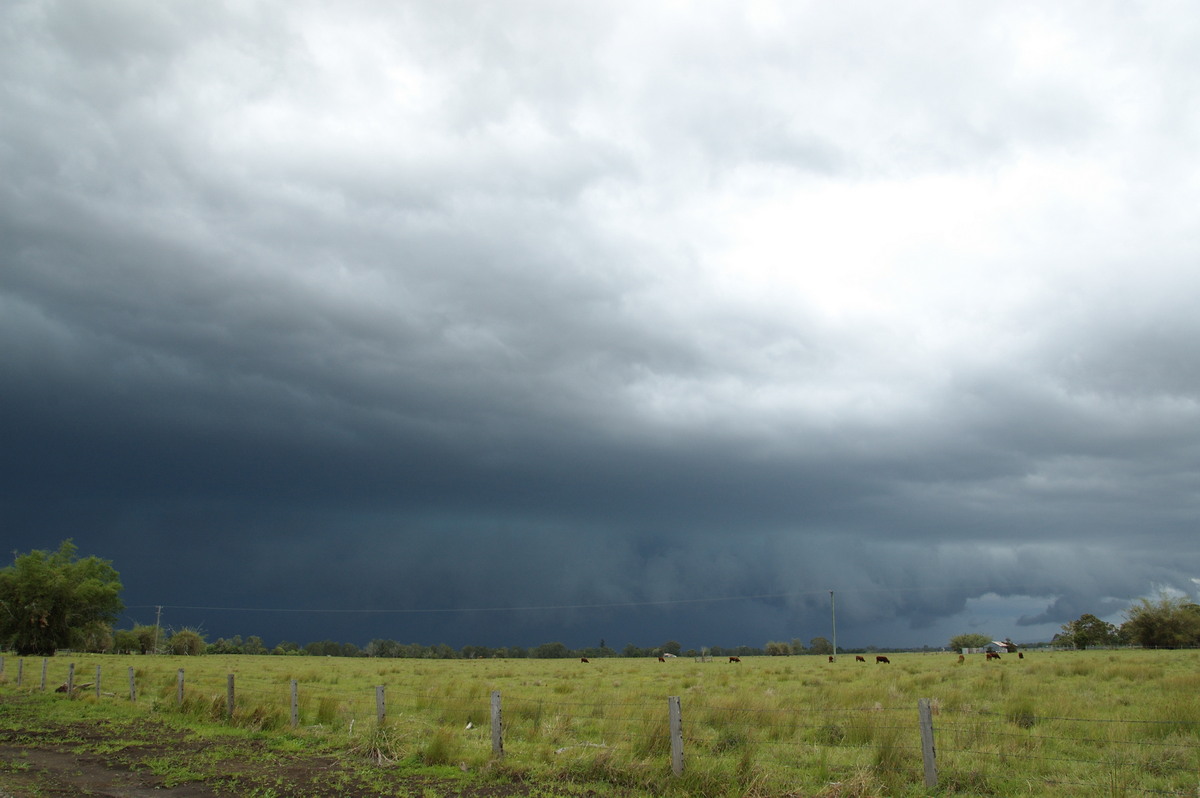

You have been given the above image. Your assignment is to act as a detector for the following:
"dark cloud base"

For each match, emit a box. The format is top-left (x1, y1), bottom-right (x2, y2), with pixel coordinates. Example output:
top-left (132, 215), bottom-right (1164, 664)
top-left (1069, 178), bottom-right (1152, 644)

top-left (3, 1), bottom-right (1199, 653)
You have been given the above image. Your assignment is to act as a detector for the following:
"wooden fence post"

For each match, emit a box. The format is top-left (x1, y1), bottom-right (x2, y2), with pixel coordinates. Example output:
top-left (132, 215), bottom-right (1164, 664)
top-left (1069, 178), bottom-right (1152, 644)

top-left (918, 698), bottom-right (937, 789)
top-left (96, 665), bottom-right (102, 699)
top-left (490, 691), bottom-right (504, 758)
top-left (16, 658), bottom-right (22, 687)
top-left (40, 658), bottom-right (48, 691)
top-left (67, 662), bottom-right (75, 697)
top-left (226, 674), bottom-right (235, 719)
top-left (176, 668), bottom-right (185, 706)
top-left (668, 696), bottom-right (684, 777)
top-left (128, 666), bottom-right (137, 702)
top-left (376, 686), bottom-right (385, 725)
top-left (290, 680), bottom-right (299, 728)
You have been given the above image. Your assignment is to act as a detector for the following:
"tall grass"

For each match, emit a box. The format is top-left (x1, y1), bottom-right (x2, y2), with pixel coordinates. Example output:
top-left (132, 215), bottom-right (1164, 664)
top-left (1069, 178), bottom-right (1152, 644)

top-left (4, 649), bottom-right (1199, 796)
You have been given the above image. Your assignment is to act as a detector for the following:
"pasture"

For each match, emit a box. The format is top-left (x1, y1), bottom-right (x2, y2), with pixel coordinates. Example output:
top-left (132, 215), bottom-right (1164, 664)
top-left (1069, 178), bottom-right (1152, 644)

top-left (2, 649), bottom-right (1198, 796)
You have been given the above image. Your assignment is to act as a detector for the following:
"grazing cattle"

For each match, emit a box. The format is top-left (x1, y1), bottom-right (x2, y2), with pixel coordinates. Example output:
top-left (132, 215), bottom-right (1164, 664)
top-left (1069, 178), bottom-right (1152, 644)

top-left (729, 656), bottom-right (741, 663)
top-left (986, 651), bottom-right (1001, 660)
top-left (658, 656), bottom-right (665, 662)
top-left (875, 655), bottom-right (890, 664)
top-left (855, 655), bottom-right (866, 662)
top-left (957, 654), bottom-right (965, 664)
top-left (1018, 652), bottom-right (1024, 659)
top-left (580, 657), bottom-right (589, 663)
top-left (828, 655), bottom-right (835, 662)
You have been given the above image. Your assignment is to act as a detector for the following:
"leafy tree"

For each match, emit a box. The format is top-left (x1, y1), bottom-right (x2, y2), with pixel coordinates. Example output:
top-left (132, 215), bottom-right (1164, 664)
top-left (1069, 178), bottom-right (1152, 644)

top-left (764, 640), bottom-right (790, 656)
top-left (661, 640), bottom-right (682, 656)
top-left (167, 628), bottom-right (206, 656)
top-left (532, 641), bottom-right (569, 658)
top-left (1121, 595), bottom-right (1200, 649)
top-left (0, 541), bottom-right (123, 656)
top-left (949, 633), bottom-right (992, 651)
top-left (214, 635), bottom-right (244, 655)
top-left (808, 637), bottom-right (833, 655)
top-left (242, 635), bottom-right (268, 655)
top-left (1059, 614), bottom-right (1118, 649)
top-left (113, 628), bottom-right (140, 654)
top-left (367, 638), bottom-right (401, 658)
top-left (73, 620), bottom-right (114, 653)
top-left (130, 624), bottom-right (159, 654)
top-left (304, 639), bottom-right (339, 656)
top-left (461, 644), bottom-right (496, 659)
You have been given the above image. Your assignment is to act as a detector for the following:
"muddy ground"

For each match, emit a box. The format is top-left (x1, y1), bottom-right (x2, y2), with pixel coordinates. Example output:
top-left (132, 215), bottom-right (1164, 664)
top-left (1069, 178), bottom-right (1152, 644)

top-left (0, 693), bottom-right (602, 797)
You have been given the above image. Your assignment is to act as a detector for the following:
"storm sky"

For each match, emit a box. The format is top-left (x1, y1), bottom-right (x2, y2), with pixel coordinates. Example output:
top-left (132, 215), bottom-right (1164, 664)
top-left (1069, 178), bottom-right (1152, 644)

top-left (3, 1), bottom-right (1199, 652)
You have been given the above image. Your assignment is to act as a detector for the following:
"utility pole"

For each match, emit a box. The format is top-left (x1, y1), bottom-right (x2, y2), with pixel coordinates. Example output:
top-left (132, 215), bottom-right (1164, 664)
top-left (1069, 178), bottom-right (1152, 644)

top-left (830, 590), bottom-right (837, 661)
top-left (154, 606), bottom-right (163, 654)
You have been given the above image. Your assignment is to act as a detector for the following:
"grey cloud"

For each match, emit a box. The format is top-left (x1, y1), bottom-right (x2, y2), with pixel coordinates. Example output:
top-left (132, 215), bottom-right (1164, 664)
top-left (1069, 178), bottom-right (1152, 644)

top-left (3, 1), bottom-right (1199, 651)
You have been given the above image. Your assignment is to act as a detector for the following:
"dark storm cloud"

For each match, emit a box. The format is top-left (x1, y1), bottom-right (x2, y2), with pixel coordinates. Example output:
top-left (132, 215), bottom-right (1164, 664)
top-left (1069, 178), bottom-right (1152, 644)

top-left (3, 1), bottom-right (1199, 650)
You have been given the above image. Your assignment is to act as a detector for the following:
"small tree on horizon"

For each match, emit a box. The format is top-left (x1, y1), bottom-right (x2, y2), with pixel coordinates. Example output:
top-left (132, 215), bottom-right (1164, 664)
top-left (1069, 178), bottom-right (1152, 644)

top-left (167, 628), bottom-right (206, 656)
top-left (949, 633), bottom-right (992, 651)
top-left (808, 636), bottom-right (833, 655)
top-left (1059, 614), bottom-right (1118, 649)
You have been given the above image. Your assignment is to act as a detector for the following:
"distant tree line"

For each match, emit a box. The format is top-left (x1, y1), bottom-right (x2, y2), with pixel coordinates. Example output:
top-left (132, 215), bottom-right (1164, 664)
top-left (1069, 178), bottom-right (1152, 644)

top-left (96, 597), bottom-right (1200, 659)
top-left (6, 542), bottom-right (1200, 657)
top-left (1054, 595), bottom-right (1200, 650)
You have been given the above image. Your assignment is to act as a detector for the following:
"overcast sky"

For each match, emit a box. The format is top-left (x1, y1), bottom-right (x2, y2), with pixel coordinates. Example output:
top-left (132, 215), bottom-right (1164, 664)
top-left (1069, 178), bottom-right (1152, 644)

top-left (3, 1), bottom-right (1199, 652)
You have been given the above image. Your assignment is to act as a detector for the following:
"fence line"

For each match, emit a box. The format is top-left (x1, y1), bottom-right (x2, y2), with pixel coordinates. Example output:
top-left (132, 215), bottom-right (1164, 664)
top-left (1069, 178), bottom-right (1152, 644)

top-left (4, 657), bottom-right (1198, 796)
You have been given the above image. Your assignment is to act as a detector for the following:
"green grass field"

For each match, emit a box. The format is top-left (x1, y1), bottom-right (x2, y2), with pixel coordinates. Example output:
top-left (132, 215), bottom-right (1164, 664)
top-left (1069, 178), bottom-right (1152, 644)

top-left (3, 649), bottom-right (1198, 796)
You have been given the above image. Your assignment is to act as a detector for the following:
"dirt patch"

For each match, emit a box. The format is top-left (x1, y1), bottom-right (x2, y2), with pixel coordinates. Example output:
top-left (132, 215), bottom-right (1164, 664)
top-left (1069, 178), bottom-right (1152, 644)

top-left (0, 694), bottom-right (581, 797)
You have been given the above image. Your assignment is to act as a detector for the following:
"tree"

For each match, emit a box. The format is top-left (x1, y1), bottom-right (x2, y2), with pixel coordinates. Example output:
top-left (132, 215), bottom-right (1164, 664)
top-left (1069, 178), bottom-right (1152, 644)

top-left (949, 633), bottom-right (992, 651)
top-left (764, 640), bottom-right (790, 656)
top-left (213, 635), bottom-right (245, 654)
top-left (0, 541), bottom-right (124, 656)
top-left (129, 624), bottom-right (159, 654)
top-left (1121, 595), bottom-right (1200, 649)
top-left (808, 637), bottom-right (833, 655)
top-left (242, 635), bottom-right (268, 655)
top-left (112, 628), bottom-right (138, 654)
top-left (366, 638), bottom-right (401, 658)
top-left (167, 628), bottom-right (206, 656)
top-left (1059, 614), bottom-right (1118, 649)
top-left (661, 640), bottom-right (682, 656)
top-left (74, 620), bottom-right (114, 653)
top-left (532, 641), bottom-right (569, 658)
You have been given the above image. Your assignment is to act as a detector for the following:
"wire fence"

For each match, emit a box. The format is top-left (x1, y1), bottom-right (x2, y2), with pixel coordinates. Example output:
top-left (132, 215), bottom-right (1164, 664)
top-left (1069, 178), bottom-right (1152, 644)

top-left (3, 655), bottom-right (1198, 796)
